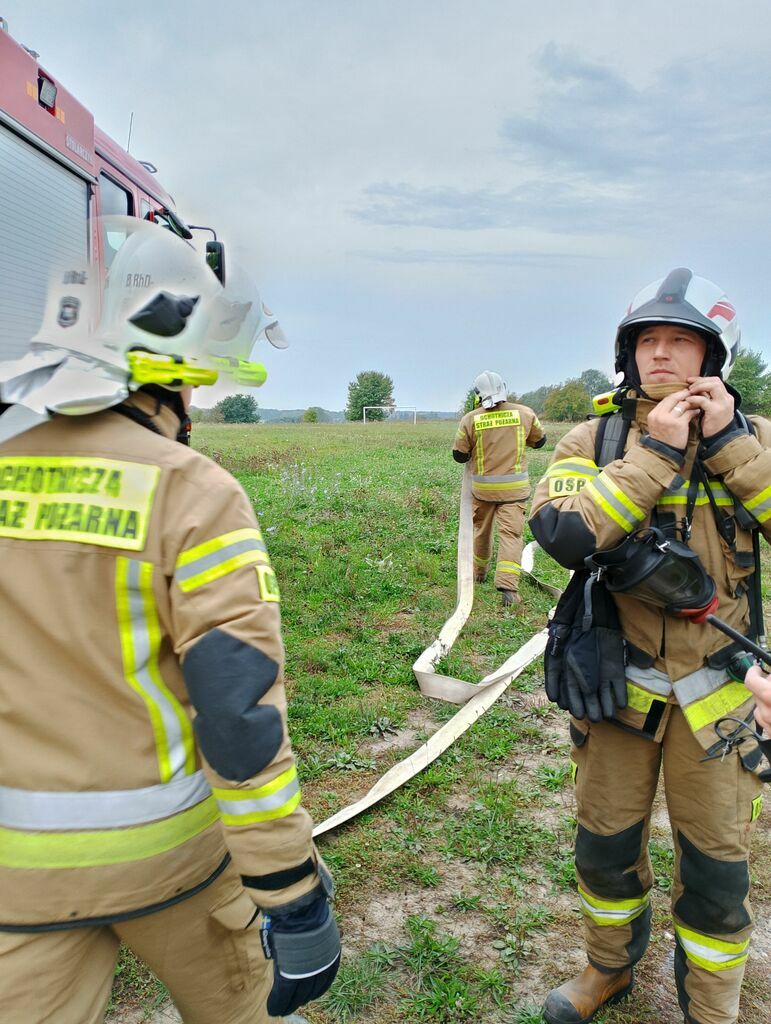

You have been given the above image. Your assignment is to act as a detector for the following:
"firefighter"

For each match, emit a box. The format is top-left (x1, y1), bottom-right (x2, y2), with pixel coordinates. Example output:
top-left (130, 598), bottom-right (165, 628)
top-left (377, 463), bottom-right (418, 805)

top-left (529, 269), bottom-right (770, 1024)
top-left (0, 220), bottom-right (340, 1024)
top-left (452, 371), bottom-right (545, 606)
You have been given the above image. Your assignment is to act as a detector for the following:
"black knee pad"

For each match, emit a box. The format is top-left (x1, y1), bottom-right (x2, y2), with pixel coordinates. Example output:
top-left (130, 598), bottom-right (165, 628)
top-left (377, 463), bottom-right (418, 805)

top-left (576, 820), bottom-right (645, 898)
top-left (674, 831), bottom-right (750, 934)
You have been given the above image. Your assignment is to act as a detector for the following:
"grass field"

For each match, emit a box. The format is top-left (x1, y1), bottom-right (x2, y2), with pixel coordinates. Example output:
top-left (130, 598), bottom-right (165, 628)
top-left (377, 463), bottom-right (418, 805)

top-left (108, 420), bottom-right (771, 1024)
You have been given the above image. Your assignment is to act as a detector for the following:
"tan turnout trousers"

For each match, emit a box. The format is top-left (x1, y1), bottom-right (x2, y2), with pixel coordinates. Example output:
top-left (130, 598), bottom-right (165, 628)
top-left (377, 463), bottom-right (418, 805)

top-left (0, 862), bottom-right (277, 1024)
top-left (571, 706), bottom-right (762, 1024)
top-left (472, 497), bottom-right (526, 592)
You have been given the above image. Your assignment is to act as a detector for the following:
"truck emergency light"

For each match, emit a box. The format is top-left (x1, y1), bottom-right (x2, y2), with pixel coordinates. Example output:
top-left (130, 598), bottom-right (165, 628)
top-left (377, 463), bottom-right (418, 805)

top-left (37, 74), bottom-right (57, 111)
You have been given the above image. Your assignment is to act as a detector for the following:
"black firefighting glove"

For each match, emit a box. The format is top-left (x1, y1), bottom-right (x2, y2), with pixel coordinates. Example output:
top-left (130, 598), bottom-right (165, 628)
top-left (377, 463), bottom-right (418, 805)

top-left (563, 625), bottom-right (627, 722)
top-left (261, 889), bottom-right (341, 1017)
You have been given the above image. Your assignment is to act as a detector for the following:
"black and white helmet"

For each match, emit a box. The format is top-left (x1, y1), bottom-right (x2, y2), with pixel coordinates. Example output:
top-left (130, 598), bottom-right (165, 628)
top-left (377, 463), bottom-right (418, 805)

top-left (615, 268), bottom-right (740, 380)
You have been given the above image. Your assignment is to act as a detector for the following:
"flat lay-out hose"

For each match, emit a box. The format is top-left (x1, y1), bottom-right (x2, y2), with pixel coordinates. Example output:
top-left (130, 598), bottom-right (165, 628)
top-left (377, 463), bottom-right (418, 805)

top-left (314, 464), bottom-right (557, 837)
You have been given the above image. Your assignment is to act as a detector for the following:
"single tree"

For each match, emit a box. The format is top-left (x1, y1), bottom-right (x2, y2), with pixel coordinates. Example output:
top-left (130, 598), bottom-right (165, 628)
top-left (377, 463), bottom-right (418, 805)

top-left (460, 387), bottom-right (477, 415)
top-left (730, 348), bottom-right (771, 416)
top-left (580, 368), bottom-right (613, 398)
top-left (346, 371), bottom-right (394, 421)
top-left (214, 393), bottom-right (261, 423)
top-left (544, 379), bottom-right (590, 421)
top-left (302, 407), bottom-right (320, 423)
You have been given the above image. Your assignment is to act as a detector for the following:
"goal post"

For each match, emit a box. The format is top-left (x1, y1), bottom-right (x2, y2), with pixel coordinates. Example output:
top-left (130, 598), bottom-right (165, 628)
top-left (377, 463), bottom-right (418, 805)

top-left (362, 406), bottom-right (417, 424)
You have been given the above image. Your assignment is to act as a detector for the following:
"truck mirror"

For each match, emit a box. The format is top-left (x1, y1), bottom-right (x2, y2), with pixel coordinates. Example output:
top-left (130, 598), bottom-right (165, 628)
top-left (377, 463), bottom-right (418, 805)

top-left (205, 241), bottom-right (226, 284)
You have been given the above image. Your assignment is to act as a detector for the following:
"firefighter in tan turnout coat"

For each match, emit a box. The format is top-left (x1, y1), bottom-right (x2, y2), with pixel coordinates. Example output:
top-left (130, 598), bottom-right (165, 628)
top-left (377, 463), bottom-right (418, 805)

top-left (0, 221), bottom-right (340, 1024)
top-left (453, 371), bottom-right (545, 606)
top-left (529, 269), bottom-right (770, 1024)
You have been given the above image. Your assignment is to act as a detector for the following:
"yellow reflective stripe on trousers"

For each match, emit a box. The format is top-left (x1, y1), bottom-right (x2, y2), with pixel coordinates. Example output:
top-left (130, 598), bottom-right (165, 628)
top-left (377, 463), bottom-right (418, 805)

top-left (213, 765), bottom-right (302, 826)
top-left (0, 796), bottom-right (218, 869)
top-left (116, 558), bottom-right (195, 781)
top-left (752, 795), bottom-right (763, 822)
top-left (585, 473), bottom-right (645, 532)
top-left (675, 925), bottom-right (750, 971)
top-left (682, 682), bottom-right (750, 733)
top-left (473, 553), bottom-right (490, 566)
top-left (578, 886), bottom-right (649, 925)
top-left (497, 560), bottom-right (521, 576)
top-left (175, 528), bottom-right (269, 592)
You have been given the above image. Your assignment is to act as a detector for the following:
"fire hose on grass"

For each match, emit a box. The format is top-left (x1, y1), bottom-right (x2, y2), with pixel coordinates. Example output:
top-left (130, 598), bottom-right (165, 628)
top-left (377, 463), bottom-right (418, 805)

top-left (313, 465), bottom-right (559, 837)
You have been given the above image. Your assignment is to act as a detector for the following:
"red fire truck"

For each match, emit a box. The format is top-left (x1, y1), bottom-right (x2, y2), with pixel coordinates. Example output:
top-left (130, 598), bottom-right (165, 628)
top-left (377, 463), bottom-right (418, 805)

top-left (0, 16), bottom-right (208, 362)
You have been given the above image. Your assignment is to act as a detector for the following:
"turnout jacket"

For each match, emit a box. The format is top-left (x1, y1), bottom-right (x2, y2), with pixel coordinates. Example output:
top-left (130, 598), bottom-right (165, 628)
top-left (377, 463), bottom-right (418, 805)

top-left (530, 386), bottom-right (771, 765)
top-left (453, 401), bottom-right (545, 502)
top-left (0, 395), bottom-right (317, 929)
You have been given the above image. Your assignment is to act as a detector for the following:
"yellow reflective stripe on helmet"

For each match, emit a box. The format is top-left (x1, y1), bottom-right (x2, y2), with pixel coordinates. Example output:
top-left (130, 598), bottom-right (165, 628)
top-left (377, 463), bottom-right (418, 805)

top-left (578, 886), bottom-right (649, 926)
top-left (682, 682), bottom-right (750, 733)
top-left (585, 474), bottom-right (645, 532)
top-left (0, 796), bottom-right (218, 869)
top-left (745, 484), bottom-right (771, 523)
top-left (624, 683), bottom-right (658, 715)
top-left (213, 766), bottom-right (301, 826)
top-left (752, 795), bottom-right (763, 822)
top-left (175, 528), bottom-right (269, 593)
top-left (127, 350), bottom-right (218, 388)
top-left (675, 925), bottom-right (750, 972)
top-left (116, 558), bottom-right (195, 781)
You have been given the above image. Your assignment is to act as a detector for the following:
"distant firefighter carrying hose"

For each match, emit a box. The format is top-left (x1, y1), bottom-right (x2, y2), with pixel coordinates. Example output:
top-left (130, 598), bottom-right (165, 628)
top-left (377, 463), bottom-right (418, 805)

top-left (529, 269), bottom-right (771, 1024)
top-left (452, 371), bottom-right (546, 607)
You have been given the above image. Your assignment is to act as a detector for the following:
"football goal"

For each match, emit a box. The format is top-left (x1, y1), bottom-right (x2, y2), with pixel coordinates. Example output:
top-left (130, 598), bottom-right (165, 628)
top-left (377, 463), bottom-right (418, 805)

top-left (362, 406), bottom-right (417, 424)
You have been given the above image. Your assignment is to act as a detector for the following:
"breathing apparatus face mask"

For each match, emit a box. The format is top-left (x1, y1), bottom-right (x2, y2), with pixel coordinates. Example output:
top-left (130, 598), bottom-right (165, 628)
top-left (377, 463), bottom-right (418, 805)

top-left (586, 527), bottom-right (718, 622)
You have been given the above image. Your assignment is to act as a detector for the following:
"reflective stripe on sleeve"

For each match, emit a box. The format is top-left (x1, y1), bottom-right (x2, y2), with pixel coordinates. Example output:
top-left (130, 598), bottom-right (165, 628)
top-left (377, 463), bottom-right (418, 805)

top-left (0, 771), bottom-right (211, 830)
top-left (744, 485), bottom-right (771, 524)
top-left (544, 457), bottom-right (599, 480)
top-left (0, 796), bottom-right (219, 869)
top-left (584, 473), bottom-right (645, 532)
top-left (578, 886), bottom-right (649, 926)
top-left (116, 558), bottom-right (195, 781)
top-left (675, 925), bottom-right (750, 972)
top-left (213, 766), bottom-right (302, 826)
top-left (175, 528), bottom-right (270, 592)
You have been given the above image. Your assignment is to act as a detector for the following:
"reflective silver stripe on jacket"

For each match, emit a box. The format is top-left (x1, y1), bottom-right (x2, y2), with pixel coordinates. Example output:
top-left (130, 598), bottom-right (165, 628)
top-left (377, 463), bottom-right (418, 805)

top-left (175, 536), bottom-right (268, 586)
top-left (672, 665), bottom-right (731, 706)
top-left (215, 774), bottom-right (301, 819)
top-left (471, 472), bottom-right (529, 484)
top-left (625, 664), bottom-right (673, 697)
top-left (0, 770), bottom-right (211, 830)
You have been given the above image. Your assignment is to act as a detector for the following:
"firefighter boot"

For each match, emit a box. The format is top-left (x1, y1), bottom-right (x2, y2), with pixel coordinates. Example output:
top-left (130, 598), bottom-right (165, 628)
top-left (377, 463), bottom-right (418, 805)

top-left (499, 590), bottom-right (521, 607)
top-left (543, 965), bottom-right (634, 1024)
top-left (474, 568), bottom-right (488, 583)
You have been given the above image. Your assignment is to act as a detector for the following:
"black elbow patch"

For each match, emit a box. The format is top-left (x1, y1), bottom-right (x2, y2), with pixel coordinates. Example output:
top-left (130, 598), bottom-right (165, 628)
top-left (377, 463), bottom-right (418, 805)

top-left (452, 449), bottom-right (471, 463)
top-left (533, 436), bottom-right (547, 449)
top-left (183, 629), bottom-right (283, 782)
top-left (674, 831), bottom-right (751, 934)
top-left (576, 820), bottom-right (645, 899)
top-left (529, 505), bottom-right (596, 570)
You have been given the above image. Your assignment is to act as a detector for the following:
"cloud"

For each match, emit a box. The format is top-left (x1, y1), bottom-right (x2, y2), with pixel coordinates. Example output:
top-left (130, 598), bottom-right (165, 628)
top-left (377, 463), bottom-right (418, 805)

top-left (356, 247), bottom-right (602, 267)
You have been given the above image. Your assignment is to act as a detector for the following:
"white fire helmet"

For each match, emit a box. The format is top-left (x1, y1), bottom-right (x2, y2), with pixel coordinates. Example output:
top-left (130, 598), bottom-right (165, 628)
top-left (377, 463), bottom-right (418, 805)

top-left (0, 217), bottom-right (286, 424)
top-left (615, 268), bottom-right (740, 381)
top-left (473, 371), bottom-right (508, 409)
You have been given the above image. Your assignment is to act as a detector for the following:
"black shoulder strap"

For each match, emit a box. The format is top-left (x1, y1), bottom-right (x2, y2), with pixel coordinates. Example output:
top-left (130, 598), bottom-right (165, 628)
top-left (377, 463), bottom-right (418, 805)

top-left (594, 411), bottom-right (630, 468)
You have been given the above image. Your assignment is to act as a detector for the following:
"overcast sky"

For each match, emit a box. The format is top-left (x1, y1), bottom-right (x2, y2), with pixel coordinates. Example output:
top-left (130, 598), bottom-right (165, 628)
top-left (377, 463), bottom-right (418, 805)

top-left (6, 1), bottom-right (771, 410)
